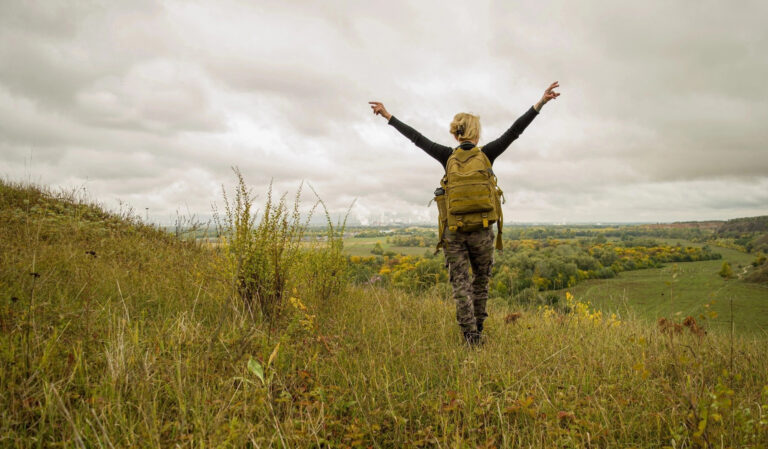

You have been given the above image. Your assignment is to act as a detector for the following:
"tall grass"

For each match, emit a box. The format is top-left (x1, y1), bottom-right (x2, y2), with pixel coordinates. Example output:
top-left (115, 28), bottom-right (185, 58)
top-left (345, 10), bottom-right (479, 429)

top-left (301, 185), bottom-right (351, 307)
top-left (1, 178), bottom-right (767, 448)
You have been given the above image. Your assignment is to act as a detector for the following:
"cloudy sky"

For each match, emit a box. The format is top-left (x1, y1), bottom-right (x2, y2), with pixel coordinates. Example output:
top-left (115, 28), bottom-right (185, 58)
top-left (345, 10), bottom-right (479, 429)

top-left (1, 0), bottom-right (766, 224)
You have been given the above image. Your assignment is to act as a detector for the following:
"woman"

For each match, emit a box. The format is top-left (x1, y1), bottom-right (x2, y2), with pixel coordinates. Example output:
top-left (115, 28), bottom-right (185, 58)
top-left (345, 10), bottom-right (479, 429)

top-left (368, 81), bottom-right (560, 345)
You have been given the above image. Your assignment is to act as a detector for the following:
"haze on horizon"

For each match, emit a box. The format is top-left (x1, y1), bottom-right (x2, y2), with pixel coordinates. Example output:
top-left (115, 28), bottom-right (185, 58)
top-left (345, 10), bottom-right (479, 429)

top-left (1, 0), bottom-right (767, 225)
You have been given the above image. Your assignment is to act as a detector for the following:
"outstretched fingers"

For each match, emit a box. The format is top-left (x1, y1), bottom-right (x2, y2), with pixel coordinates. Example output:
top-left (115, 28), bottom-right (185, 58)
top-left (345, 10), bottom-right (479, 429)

top-left (368, 101), bottom-right (386, 116)
top-left (545, 81), bottom-right (561, 101)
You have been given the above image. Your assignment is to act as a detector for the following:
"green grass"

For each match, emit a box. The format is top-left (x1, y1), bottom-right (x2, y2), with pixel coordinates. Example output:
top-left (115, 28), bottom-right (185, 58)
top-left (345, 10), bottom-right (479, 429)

top-left (2, 181), bottom-right (768, 447)
top-left (568, 241), bottom-right (768, 335)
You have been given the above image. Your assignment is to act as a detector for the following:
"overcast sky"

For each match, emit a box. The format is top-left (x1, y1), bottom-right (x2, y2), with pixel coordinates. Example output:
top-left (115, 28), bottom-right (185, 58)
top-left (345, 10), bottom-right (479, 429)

top-left (1, 0), bottom-right (766, 225)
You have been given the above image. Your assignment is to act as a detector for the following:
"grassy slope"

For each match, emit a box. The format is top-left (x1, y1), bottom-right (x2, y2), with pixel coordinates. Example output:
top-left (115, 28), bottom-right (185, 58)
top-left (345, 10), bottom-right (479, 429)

top-left (2, 182), bottom-right (768, 447)
top-left (569, 241), bottom-right (768, 335)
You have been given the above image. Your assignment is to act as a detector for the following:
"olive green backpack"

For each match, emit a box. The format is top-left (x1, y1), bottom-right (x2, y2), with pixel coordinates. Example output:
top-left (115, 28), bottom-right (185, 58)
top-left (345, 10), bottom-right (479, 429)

top-left (434, 146), bottom-right (504, 251)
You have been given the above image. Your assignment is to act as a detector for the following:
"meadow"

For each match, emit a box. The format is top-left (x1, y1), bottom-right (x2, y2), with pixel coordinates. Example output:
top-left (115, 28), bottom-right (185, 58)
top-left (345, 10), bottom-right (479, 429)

top-left (569, 244), bottom-right (768, 335)
top-left (2, 179), bottom-right (767, 448)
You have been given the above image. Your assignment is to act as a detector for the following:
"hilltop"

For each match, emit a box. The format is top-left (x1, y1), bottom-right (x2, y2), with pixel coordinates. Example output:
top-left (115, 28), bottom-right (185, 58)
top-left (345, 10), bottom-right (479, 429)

top-left (643, 220), bottom-right (724, 230)
top-left (1, 180), bottom-right (767, 447)
top-left (716, 216), bottom-right (768, 236)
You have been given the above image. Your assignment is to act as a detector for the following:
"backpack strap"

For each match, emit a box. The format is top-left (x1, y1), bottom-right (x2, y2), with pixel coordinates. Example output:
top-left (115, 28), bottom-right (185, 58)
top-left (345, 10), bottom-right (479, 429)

top-left (495, 185), bottom-right (505, 251)
top-left (495, 213), bottom-right (503, 250)
top-left (435, 223), bottom-right (444, 254)
top-left (434, 177), bottom-right (448, 254)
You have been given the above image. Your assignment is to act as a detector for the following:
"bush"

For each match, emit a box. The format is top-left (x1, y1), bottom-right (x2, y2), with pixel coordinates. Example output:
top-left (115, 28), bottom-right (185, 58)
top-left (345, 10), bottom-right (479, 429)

top-left (216, 169), bottom-right (319, 322)
top-left (543, 292), bottom-right (560, 306)
top-left (718, 261), bottom-right (734, 279)
top-left (596, 266), bottom-right (616, 279)
top-left (215, 170), bottom-right (351, 324)
top-left (348, 262), bottom-right (376, 284)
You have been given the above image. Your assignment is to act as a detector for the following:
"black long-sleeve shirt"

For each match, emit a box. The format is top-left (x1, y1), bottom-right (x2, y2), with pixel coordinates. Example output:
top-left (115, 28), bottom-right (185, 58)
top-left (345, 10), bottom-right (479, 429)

top-left (388, 106), bottom-right (539, 167)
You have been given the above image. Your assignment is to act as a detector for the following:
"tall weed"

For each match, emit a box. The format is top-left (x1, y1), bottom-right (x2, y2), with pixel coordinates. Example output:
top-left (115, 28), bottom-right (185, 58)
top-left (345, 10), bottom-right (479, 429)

top-left (215, 168), bottom-right (313, 322)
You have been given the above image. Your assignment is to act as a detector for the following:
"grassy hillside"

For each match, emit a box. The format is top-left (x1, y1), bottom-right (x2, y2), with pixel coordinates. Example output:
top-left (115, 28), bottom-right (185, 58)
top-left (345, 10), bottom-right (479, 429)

top-left (2, 181), bottom-right (768, 447)
top-left (712, 216), bottom-right (768, 255)
top-left (716, 216), bottom-right (768, 236)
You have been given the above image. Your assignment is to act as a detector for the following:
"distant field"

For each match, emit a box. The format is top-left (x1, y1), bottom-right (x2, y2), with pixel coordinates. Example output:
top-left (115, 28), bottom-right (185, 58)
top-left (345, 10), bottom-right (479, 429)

top-left (343, 236), bottom-right (433, 257)
top-left (567, 242), bottom-right (768, 334)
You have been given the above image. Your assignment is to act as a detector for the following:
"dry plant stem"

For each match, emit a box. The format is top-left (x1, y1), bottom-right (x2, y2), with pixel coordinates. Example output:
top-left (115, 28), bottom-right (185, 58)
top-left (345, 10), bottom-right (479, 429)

top-left (730, 295), bottom-right (735, 443)
top-left (49, 382), bottom-right (86, 449)
top-left (25, 254), bottom-right (36, 378)
top-left (25, 220), bottom-right (42, 378)
top-left (115, 279), bottom-right (130, 323)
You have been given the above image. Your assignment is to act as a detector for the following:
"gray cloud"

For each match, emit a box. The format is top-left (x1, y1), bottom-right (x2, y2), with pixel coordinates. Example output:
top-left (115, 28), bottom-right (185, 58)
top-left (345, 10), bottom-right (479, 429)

top-left (1, 0), bottom-right (766, 224)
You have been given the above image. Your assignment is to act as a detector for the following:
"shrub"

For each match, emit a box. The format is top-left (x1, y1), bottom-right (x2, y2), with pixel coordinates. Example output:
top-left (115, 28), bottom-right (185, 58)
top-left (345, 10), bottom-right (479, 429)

top-left (719, 261), bottom-right (734, 279)
top-left (596, 266), bottom-right (616, 279)
top-left (543, 292), bottom-right (560, 306)
top-left (216, 168), bottom-right (313, 322)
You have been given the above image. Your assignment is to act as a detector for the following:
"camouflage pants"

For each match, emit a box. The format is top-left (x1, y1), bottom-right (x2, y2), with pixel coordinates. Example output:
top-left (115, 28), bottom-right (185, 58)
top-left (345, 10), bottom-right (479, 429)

top-left (443, 227), bottom-right (495, 333)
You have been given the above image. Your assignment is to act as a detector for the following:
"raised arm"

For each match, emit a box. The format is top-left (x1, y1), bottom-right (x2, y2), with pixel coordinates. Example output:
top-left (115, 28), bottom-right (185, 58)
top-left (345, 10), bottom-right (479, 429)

top-left (369, 101), bottom-right (453, 166)
top-left (482, 81), bottom-right (560, 164)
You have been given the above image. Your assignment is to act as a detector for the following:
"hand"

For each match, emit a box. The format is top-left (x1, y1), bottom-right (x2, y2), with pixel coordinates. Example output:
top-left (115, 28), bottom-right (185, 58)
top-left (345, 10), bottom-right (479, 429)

top-left (535, 81), bottom-right (560, 111)
top-left (368, 101), bottom-right (392, 121)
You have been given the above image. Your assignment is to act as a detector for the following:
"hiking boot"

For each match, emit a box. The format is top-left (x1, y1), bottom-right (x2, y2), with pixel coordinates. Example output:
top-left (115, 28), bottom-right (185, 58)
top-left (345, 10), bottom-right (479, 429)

top-left (463, 330), bottom-right (482, 347)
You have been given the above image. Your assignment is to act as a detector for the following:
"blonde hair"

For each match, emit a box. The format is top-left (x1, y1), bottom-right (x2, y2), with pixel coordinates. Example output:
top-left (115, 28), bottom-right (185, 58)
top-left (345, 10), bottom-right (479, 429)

top-left (450, 112), bottom-right (481, 143)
